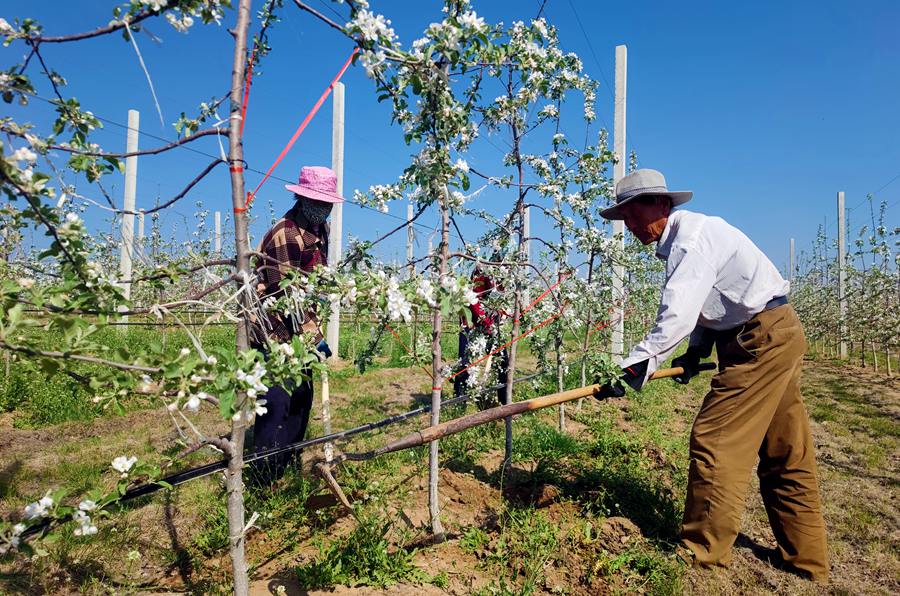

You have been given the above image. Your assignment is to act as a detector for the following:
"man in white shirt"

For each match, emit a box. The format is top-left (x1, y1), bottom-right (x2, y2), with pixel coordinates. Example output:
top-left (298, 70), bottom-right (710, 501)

top-left (597, 169), bottom-right (828, 583)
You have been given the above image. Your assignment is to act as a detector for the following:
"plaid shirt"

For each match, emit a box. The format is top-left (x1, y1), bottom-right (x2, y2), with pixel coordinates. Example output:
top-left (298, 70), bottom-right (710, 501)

top-left (252, 204), bottom-right (328, 345)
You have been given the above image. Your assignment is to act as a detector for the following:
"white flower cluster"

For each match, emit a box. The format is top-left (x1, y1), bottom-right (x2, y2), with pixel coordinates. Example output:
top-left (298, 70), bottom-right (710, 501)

top-left (9, 522), bottom-right (26, 549)
top-left (457, 11), bottom-right (487, 33)
top-left (386, 275), bottom-right (412, 322)
top-left (24, 493), bottom-right (54, 520)
top-left (349, 9), bottom-right (396, 44)
top-left (166, 11), bottom-right (194, 32)
top-left (11, 146), bottom-right (37, 164)
top-left (355, 183), bottom-right (402, 213)
top-left (342, 278), bottom-right (358, 307)
top-left (539, 104), bottom-right (559, 119)
top-left (416, 277), bottom-right (437, 307)
top-left (73, 499), bottom-right (98, 536)
top-left (441, 275), bottom-right (479, 306)
top-left (141, 0), bottom-right (168, 11)
top-left (359, 49), bottom-right (387, 78)
top-left (236, 362), bottom-right (268, 399)
top-left (0, 18), bottom-right (13, 34)
top-left (111, 455), bottom-right (137, 477)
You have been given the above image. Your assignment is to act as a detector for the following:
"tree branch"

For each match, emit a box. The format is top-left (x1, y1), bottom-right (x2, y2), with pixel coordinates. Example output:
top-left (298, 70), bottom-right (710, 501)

top-left (1, 127), bottom-right (230, 159)
top-left (0, 339), bottom-right (161, 373)
top-left (34, 10), bottom-right (160, 44)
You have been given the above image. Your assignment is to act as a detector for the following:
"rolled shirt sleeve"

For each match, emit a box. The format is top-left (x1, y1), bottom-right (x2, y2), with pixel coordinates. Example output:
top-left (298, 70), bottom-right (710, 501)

top-left (621, 245), bottom-right (717, 388)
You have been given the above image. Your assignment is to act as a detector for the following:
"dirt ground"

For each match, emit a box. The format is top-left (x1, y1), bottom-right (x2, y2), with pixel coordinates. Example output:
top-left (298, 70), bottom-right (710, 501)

top-left (2, 359), bottom-right (898, 594)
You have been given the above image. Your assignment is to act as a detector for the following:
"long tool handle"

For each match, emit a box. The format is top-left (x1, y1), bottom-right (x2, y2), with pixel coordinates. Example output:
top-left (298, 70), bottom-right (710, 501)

top-left (345, 362), bottom-right (716, 461)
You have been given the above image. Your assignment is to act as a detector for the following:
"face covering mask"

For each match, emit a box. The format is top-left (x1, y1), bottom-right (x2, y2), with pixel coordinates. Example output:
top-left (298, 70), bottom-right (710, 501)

top-left (299, 199), bottom-right (332, 226)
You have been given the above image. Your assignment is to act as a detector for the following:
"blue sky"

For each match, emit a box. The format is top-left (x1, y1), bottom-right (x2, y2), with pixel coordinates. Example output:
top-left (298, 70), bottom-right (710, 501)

top-left (3, 0), bottom-right (898, 274)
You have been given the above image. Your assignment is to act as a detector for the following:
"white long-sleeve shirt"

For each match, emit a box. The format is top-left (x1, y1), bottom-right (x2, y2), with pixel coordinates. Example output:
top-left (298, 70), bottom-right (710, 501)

top-left (621, 209), bottom-right (790, 385)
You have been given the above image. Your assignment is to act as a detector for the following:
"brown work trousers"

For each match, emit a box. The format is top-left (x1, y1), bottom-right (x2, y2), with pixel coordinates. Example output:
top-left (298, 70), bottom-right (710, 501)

top-left (680, 304), bottom-right (829, 582)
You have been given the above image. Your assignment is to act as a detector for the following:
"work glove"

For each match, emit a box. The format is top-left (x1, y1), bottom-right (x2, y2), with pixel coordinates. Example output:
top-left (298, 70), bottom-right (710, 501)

top-left (671, 347), bottom-right (703, 385)
top-left (594, 360), bottom-right (648, 400)
top-left (315, 339), bottom-right (332, 359)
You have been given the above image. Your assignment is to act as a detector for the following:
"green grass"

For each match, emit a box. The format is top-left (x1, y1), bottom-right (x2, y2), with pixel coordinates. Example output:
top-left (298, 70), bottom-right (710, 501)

top-left (477, 506), bottom-right (561, 596)
top-left (590, 545), bottom-right (683, 595)
top-left (295, 509), bottom-right (439, 589)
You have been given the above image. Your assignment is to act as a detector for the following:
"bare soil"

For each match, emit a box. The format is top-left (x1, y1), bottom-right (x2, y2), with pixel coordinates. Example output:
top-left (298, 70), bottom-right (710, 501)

top-left (1, 359), bottom-right (898, 594)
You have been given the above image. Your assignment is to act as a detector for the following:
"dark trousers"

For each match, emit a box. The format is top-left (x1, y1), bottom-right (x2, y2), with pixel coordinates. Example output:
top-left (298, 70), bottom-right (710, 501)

top-left (250, 370), bottom-right (313, 484)
top-left (453, 330), bottom-right (509, 407)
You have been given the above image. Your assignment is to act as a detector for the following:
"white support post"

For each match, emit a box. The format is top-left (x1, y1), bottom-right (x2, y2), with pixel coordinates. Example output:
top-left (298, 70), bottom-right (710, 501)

top-left (326, 82), bottom-right (345, 362)
top-left (611, 45), bottom-right (627, 361)
top-left (523, 206), bottom-right (531, 266)
top-left (215, 210), bottom-right (222, 254)
top-left (136, 212), bottom-right (145, 259)
top-left (789, 237), bottom-right (795, 288)
top-left (837, 191), bottom-right (847, 359)
top-left (407, 202), bottom-right (414, 277)
top-left (118, 109), bottom-right (139, 315)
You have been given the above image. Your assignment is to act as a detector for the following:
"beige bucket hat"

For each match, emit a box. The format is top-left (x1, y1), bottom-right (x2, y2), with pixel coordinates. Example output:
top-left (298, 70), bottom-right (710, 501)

top-left (600, 168), bottom-right (692, 220)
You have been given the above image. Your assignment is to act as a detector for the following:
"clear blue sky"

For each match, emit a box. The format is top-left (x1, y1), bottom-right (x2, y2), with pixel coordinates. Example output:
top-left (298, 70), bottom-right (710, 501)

top-left (4, 0), bottom-right (898, 273)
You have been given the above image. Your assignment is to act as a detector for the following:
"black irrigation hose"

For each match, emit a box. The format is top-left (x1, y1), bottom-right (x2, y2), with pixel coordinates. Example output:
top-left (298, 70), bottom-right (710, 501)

top-left (19, 370), bottom-right (546, 539)
top-left (124, 370), bottom-right (544, 499)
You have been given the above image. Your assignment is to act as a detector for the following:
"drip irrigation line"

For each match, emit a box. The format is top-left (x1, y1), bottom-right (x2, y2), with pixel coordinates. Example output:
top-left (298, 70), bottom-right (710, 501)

top-left (18, 368), bottom-right (546, 541)
top-left (105, 370), bottom-right (548, 503)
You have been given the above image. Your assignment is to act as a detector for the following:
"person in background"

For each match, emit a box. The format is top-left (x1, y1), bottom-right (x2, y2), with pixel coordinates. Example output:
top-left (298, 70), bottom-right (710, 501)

top-left (453, 267), bottom-right (509, 407)
top-left (250, 165), bottom-right (343, 483)
top-left (596, 168), bottom-right (828, 583)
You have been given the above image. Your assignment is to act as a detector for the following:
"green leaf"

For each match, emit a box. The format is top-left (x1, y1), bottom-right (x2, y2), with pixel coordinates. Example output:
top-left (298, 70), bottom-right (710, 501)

top-left (218, 388), bottom-right (235, 419)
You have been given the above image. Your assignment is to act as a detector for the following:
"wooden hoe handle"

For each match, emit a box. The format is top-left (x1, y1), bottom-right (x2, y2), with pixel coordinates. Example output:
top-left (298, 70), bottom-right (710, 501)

top-left (342, 361), bottom-right (717, 462)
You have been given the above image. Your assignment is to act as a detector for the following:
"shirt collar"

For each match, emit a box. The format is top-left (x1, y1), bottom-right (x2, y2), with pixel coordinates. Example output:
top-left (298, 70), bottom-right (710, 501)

top-left (655, 210), bottom-right (681, 260)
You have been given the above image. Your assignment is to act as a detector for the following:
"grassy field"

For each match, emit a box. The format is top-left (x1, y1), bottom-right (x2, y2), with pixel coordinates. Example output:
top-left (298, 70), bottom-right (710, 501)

top-left (0, 335), bottom-right (898, 594)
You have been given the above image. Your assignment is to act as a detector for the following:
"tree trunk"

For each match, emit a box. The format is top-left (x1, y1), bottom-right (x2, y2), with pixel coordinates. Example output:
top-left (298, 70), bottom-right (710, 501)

top-left (428, 199), bottom-right (449, 540)
top-left (872, 340), bottom-right (878, 373)
top-left (577, 252), bottom-right (596, 412)
top-left (226, 1), bottom-right (253, 593)
top-left (502, 88), bottom-right (527, 466)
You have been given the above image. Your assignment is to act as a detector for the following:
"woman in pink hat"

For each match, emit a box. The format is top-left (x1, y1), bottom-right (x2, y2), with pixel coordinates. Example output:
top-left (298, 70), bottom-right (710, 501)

top-left (249, 165), bottom-right (344, 484)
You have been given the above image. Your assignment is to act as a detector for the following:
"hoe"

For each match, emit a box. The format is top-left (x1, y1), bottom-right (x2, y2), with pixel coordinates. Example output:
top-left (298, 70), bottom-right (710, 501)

top-left (317, 362), bottom-right (716, 511)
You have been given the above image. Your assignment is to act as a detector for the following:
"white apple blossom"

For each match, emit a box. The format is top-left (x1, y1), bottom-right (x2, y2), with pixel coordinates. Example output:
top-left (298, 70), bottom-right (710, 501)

top-left (349, 10), bottom-right (396, 43)
top-left (165, 12), bottom-right (194, 33)
top-left (11, 146), bottom-right (37, 164)
top-left (184, 393), bottom-right (202, 413)
top-left (73, 510), bottom-right (98, 536)
top-left (253, 399), bottom-right (268, 418)
top-left (78, 499), bottom-right (98, 512)
top-left (458, 11), bottom-right (486, 32)
top-left (140, 0), bottom-right (168, 11)
top-left (416, 278), bottom-right (438, 307)
top-left (10, 523), bottom-right (25, 548)
top-left (454, 158), bottom-right (469, 173)
top-left (386, 276), bottom-right (412, 322)
top-left (17, 278), bottom-right (34, 290)
top-left (111, 455), bottom-right (137, 476)
top-left (24, 494), bottom-right (54, 520)
top-left (0, 18), bottom-right (14, 35)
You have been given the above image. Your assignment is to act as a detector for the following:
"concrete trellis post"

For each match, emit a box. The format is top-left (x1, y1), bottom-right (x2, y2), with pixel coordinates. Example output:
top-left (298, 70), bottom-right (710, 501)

top-left (611, 45), bottom-right (627, 360)
top-left (214, 210), bottom-right (222, 254)
top-left (118, 109), bottom-right (139, 314)
top-left (327, 82), bottom-right (345, 361)
top-left (789, 237), bottom-right (795, 287)
top-left (136, 212), bottom-right (145, 259)
top-left (407, 202), bottom-right (414, 277)
top-left (837, 191), bottom-right (847, 359)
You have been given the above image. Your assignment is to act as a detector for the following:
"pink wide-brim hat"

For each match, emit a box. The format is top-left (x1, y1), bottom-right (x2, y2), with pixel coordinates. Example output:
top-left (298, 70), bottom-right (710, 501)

top-left (285, 166), bottom-right (345, 204)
